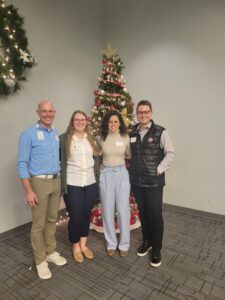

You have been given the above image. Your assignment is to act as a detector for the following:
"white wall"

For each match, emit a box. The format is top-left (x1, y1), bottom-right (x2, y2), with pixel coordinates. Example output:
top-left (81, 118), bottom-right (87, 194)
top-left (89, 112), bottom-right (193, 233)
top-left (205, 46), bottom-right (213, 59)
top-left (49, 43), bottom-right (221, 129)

top-left (1, 0), bottom-right (225, 234)
top-left (104, 0), bottom-right (225, 214)
top-left (0, 0), bottom-right (104, 233)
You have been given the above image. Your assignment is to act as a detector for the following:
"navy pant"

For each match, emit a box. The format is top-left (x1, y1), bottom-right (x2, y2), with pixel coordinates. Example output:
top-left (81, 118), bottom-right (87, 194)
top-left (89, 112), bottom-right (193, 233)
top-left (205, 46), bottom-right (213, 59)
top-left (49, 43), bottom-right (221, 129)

top-left (63, 183), bottom-right (98, 244)
top-left (131, 185), bottom-right (164, 250)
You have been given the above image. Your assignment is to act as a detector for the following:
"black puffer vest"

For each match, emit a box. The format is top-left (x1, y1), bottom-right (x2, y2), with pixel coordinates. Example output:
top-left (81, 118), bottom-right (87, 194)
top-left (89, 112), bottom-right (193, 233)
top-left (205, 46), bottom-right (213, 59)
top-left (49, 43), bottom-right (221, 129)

top-left (129, 121), bottom-right (165, 188)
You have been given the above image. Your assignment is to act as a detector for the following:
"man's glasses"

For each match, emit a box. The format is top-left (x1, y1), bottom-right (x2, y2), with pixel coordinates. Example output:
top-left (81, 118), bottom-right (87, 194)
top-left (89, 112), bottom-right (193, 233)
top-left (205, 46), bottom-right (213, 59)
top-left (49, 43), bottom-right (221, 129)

top-left (137, 110), bottom-right (151, 116)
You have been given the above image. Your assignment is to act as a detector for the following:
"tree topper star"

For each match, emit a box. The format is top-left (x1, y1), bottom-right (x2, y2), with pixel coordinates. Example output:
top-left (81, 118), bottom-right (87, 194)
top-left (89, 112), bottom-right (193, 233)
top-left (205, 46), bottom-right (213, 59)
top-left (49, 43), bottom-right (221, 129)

top-left (102, 43), bottom-right (117, 59)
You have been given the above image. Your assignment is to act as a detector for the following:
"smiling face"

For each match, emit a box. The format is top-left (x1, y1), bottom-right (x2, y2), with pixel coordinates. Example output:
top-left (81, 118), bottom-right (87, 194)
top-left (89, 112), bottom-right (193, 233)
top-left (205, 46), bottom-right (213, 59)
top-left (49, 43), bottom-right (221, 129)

top-left (108, 115), bottom-right (120, 133)
top-left (136, 104), bottom-right (152, 129)
top-left (73, 112), bottom-right (88, 133)
top-left (37, 101), bottom-right (55, 128)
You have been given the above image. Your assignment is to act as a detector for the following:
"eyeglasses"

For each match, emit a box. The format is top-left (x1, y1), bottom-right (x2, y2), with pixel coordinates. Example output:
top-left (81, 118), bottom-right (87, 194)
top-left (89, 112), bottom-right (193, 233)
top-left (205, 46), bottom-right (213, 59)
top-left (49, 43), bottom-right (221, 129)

top-left (74, 119), bottom-right (87, 122)
top-left (137, 110), bottom-right (151, 116)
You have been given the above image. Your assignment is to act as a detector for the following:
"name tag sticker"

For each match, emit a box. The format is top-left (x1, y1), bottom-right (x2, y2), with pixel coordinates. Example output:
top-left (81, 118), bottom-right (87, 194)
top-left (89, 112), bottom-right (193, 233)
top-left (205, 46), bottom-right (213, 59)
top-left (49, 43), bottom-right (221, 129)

top-left (116, 141), bottom-right (124, 147)
top-left (37, 131), bottom-right (44, 140)
top-left (55, 135), bottom-right (59, 141)
top-left (148, 137), bottom-right (153, 142)
top-left (130, 137), bottom-right (136, 143)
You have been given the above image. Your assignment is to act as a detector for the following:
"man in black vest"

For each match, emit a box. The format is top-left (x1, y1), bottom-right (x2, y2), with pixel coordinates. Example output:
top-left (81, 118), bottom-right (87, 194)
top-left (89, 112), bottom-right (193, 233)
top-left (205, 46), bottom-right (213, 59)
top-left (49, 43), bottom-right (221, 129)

top-left (129, 100), bottom-right (175, 267)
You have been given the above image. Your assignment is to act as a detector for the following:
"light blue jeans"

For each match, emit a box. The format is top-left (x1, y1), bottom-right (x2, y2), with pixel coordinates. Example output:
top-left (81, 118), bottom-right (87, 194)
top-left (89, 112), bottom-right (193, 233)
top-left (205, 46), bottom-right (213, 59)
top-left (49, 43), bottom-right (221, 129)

top-left (99, 165), bottom-right (130, 251)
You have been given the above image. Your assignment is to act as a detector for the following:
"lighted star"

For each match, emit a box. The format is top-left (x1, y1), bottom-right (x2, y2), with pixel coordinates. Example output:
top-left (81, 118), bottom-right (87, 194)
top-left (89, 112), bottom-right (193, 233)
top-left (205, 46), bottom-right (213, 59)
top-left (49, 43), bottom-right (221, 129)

top-left (19, 49), bottom-right (31, 63)
top-left (102, 43), bottom-right (117, 59)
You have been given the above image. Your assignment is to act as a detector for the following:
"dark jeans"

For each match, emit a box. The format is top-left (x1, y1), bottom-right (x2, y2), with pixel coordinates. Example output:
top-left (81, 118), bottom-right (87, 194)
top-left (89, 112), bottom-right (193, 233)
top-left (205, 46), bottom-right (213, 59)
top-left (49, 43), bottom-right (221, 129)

top-left (63, 183), bottom-right (98, 244)
top-left (131, 185), bottom-right (164, 250)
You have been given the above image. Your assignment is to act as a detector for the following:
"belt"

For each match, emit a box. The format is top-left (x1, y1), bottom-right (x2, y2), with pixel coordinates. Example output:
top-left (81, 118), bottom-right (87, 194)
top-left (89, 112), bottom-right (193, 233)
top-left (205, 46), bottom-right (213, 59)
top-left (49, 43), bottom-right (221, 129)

top-left (33, 173), bottom-right (60, 179)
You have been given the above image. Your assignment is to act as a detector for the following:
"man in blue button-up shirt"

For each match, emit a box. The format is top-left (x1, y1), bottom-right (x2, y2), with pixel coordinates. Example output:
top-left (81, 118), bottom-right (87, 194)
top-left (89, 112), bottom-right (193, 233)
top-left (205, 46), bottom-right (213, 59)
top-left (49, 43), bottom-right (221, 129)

top-left (17, 100), bottom-right (67, 279)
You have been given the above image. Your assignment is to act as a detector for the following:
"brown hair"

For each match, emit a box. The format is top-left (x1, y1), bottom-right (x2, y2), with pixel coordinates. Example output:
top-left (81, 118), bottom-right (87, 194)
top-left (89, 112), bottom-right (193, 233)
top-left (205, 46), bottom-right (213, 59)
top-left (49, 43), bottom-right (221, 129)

top-left (65, 110), bottom-right (99, 156)
top-left (101, 110), bottom-right (127, 141)
top-left (136, 100), bottom-right (153, 112)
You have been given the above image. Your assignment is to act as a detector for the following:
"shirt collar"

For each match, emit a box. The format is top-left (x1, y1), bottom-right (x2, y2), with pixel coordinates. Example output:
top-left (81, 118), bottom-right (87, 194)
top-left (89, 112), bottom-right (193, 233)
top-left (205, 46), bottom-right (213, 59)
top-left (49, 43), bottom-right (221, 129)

top-left (137, 121), bottom-right (152, 131)
top-left (73, 133), bottom-right (87, 141)
top-left (36, 122), bottom-right (54, 131)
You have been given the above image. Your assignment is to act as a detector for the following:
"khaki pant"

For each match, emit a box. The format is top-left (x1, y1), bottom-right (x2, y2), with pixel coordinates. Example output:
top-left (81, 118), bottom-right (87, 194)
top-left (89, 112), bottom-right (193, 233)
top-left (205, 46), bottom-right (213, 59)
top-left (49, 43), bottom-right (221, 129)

top-left (30, 177), bottom-right (61, 265)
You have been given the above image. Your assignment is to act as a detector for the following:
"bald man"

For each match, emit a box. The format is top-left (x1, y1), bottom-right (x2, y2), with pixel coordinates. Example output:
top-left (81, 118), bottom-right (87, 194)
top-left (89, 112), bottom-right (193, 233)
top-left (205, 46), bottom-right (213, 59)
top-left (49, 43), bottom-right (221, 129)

top-left (17, 100), bottom-right (67, 279)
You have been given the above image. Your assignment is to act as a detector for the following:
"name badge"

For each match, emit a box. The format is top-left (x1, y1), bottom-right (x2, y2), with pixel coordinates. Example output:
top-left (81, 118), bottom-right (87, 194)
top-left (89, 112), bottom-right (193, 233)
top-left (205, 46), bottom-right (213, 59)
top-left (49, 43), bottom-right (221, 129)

top-left (55, 135), bottom-right (59, 141)
top-left (37, 131), bottom-right (44, 140)
top-left (116, 141), bottom-right (123, 147)
top-left (130, 137), bottom-right (136, 143)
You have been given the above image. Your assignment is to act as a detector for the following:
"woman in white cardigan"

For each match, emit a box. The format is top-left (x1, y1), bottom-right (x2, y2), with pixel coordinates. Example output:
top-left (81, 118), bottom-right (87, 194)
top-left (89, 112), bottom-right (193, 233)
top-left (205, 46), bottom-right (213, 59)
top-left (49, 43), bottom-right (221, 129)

top-left (60, 110), bottom-right (99, 263)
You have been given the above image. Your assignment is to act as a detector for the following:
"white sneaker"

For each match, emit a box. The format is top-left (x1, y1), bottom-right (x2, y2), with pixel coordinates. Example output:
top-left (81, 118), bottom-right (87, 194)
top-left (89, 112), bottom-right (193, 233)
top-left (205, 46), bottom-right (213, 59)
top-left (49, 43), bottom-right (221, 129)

top-left (46, 251), bottom-right (67, 266)
top-left (36, 261), bottom-right (52, 280)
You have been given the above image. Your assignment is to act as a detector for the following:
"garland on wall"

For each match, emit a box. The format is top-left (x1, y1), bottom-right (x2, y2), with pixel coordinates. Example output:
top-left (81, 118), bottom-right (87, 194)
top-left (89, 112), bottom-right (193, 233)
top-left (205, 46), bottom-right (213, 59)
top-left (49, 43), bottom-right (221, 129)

top-left (0, 0), bottom-right (36, 95)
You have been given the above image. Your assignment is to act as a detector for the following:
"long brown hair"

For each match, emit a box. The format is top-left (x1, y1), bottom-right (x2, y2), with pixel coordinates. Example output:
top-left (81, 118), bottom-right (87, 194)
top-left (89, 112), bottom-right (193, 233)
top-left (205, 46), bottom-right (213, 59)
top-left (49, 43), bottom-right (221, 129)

top-left (65, 110), bottom-right (99, 156)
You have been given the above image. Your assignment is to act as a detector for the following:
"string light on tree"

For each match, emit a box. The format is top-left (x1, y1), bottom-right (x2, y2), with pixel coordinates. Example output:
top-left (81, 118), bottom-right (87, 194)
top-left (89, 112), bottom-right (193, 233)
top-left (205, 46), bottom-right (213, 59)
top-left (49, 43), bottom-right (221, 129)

top-left (56, 211), bottom-right (69, 226)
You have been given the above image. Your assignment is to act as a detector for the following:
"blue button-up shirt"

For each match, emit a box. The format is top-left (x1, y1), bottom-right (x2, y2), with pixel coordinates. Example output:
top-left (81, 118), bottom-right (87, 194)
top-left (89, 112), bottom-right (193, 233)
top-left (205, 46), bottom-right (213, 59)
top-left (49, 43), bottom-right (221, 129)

top-left (17, 123), bottom-right (60, 179)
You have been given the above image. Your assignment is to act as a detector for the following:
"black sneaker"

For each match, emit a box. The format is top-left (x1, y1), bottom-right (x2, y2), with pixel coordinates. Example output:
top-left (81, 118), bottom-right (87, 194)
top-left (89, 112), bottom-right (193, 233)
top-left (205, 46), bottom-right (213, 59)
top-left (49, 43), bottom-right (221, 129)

top-left (137, 240), bottom-right (152, 257)
top-left (150, 248), bottom-right (161, 267)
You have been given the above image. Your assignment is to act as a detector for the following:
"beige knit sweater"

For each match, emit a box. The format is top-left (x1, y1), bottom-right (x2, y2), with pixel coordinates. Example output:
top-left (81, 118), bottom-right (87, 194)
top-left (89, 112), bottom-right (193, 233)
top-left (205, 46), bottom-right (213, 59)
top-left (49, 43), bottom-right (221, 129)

top-left (99, 132), bottom-right (130, 166)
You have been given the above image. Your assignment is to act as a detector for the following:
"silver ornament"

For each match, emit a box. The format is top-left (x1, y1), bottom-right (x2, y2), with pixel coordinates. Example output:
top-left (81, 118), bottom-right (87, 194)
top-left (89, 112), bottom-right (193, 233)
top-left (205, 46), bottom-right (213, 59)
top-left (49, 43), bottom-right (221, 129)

top-left (4, 76), bottom-right (16, 88)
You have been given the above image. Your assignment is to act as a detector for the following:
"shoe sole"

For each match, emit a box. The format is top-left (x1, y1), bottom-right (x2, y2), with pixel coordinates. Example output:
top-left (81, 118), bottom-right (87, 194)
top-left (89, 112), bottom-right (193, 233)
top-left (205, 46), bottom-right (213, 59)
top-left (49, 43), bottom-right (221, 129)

top-left (74, 259), bottom-right (84, 263)
top-left (37, 273), bottom-right (52, 279)
top-left (46, 259), bottom-right (67, 266)
top-left (150, 261), bottom-right (161, 267)
top-left (119, 253), bottom-right (128, 257)
top-left (136, 246), bottom-right (152, 257)
top-left (83, 255), bottom-right (94, 260)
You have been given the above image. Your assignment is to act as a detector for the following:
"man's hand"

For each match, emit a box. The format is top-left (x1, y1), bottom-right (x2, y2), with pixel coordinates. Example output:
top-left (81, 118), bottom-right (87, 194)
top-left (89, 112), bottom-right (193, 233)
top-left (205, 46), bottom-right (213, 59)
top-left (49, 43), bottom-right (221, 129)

top-left (21, 178), bottom-right (38, 208)
top-left (25, 191), bottom-right (38, 207)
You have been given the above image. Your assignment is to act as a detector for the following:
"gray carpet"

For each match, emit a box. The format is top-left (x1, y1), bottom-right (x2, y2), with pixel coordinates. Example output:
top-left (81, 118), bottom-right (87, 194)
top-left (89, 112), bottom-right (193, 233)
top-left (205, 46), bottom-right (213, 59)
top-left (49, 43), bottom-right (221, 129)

top-left (0, 205), bottom-right (225, 300)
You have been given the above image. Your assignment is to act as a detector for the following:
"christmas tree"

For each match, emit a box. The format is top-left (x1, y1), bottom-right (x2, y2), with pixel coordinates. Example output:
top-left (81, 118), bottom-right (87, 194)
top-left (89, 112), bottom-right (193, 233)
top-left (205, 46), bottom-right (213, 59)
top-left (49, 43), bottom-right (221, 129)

top-left (89, 44), bottom-right (140, 232)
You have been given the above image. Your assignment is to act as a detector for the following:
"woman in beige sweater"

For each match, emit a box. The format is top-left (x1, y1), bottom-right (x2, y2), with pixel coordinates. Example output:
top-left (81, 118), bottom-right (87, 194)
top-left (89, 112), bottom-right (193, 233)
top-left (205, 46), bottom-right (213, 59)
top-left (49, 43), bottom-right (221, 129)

top-left (99, 110), bottom-right (131, 257)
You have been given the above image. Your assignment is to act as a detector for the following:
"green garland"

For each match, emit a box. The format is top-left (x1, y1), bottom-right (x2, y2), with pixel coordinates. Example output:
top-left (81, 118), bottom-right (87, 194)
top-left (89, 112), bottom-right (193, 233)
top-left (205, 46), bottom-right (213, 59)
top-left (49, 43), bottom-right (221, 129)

top-left (0, 0), bottom-right (35, 95)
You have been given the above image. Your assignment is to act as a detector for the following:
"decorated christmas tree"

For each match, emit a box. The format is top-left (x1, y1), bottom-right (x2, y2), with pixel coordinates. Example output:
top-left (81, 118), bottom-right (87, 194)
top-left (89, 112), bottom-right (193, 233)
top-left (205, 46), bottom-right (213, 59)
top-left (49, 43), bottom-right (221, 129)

top-left (89, 44), bottom-right (140, 232)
